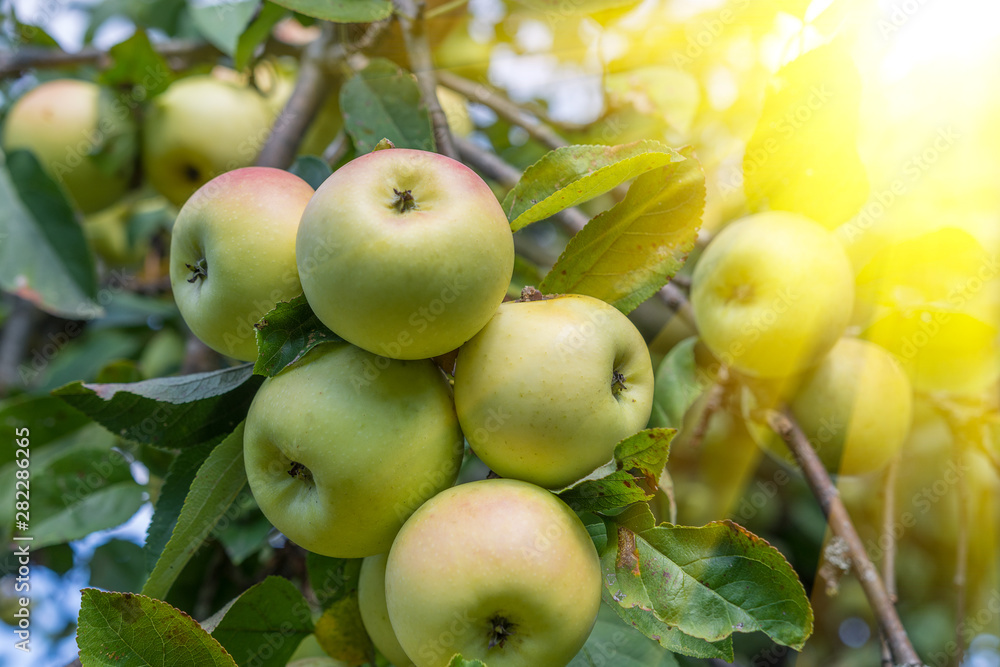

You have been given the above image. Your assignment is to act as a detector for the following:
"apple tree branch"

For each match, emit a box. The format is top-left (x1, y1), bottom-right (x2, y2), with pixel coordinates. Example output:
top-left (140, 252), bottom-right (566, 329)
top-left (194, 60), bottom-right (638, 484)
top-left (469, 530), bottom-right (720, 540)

top-left (767, 410), bottom-right (924, 667)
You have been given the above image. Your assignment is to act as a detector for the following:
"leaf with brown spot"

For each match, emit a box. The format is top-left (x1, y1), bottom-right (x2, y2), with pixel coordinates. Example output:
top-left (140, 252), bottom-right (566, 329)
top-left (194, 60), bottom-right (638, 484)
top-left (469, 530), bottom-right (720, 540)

top-left (78, 589), bottom-right (237, 666)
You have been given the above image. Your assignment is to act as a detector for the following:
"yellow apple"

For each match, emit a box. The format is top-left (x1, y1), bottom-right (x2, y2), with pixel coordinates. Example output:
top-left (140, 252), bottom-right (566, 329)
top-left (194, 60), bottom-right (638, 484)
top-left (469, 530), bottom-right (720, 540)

top-left (454, 294), bottom-right (654, 489)
top-left (385, 479), bottom-right (601, 667)
top-left (691, 211), bottom-right (855, 378)
top-left (2, 79), bottom-right (136, 213)
top-left (752, 337), bottom-right (913, 476)
top-left (142, 75), bottom-right (273, 207)
top-left (169, 167), bottom-right (312, 361)
top-left (243, 342), bottom-right (464, 558)
top-left (358, 554), bottom-right (415, 667)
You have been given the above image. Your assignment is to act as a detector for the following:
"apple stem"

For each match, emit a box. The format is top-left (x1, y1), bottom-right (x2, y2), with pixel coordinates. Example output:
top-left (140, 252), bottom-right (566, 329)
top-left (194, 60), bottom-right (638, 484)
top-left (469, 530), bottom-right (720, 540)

top-left (185, 258), bottom-right (208, 283)
top-left (611, 369), bottom-right (627, 398)
top-left (487, 615), bottom-right (515, 649)
top-left (392, 188), bottom-right (418, 213)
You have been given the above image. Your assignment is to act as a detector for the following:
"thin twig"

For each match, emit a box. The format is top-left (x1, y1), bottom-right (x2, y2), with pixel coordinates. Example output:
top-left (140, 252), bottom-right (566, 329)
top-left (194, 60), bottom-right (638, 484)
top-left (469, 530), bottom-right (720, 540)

top-left (953, 428), bottom-right (971, 664)
top-left (879, 457), bottom-right (900, 666)
top-left (437, 70), bottom-right (568, 150)
top-left (394, 0), bottom-right (457, 159)
top-left (767, 410), bottom-right (924, 667)
top-left (0, 40), bottom-right (221, 78)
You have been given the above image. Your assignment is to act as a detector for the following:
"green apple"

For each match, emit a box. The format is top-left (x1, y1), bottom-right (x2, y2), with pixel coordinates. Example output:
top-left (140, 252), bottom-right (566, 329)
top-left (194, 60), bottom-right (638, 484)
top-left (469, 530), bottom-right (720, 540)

top-left (142, 75), bottom-right (273, 207)
top-left (358, 554), bottom-right (416, 667)
top-left (752, 337), bottom-right (913, 476)
top-left (83, 200), bottom-right (147, 267)
top-left (244, 342), bottom-right (463, 558)
top-left (169, 167), bottom-right (313, 361)
top-left (453, 294), bottom-right (654, 489)
top-left (2, 79), bottom-right (136, 213)
top-left (691, 211), bottom-right (854, 378)
top-left (385, 479), bottom-right (601, 667)
top-left (297, 147), bottom-right (513, 360)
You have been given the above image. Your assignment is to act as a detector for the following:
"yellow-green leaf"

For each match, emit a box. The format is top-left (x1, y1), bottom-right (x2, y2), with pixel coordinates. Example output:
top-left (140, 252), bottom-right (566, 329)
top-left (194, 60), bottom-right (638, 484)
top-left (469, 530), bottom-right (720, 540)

top-left (540, 153), bottom-right (704, 313)
top-left (502, 140), bottom-right (684, 232)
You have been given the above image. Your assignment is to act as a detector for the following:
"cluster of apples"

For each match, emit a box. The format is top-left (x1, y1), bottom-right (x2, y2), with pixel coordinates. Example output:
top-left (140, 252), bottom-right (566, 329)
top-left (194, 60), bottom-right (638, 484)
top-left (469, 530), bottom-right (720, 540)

top-left (166, 147), bottom-right (656, 667)
top-left (686, 211), bottom-right (914, 476)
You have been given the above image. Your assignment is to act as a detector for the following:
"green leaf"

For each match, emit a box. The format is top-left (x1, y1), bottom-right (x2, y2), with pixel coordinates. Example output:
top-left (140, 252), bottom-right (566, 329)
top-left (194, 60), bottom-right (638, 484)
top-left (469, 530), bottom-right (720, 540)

top-left (340, 58), bottom-right (435, 153)
top-left (235, 2), bottom-right (287, 70)
top-left (35, 329), bottom-right (144, 394)
top-left (602, 512), bottom-right (813, 650)
top-left (189, 0), bottom-right (258, 56)
top-left (89, 539), bottom-right (147, 593)
top-left (254, 295), bottom-right (343, 376)
top-left (53, 363), bottom-right (263, 449)
top-left (0, 394), bottom-right (90, 467)
top-left (211, 576), bottom-right (315, 666)
top-left (145, 439), bottom-right (221, 571)
top-left (558, 429), bottom-right (674, 514)
top-left (539, 154), bottom-right (704, 314)
top-left (0, 149), bottom-right (101, 318)
top-left (446, 657), bottom-right (488, 667)
top-left (649, 337), bottom-right (702, 429)
top-left (99, 28), bottom-right (173, 97)
top-left (502, 141), bottom-right (684, 232)
top-left (602, 596), bottom-right (732, 660)
top-left (614, 429), bottom-right (674, 479)
top-left (3, 423), bottom-right (145, 549)
top-left (306, 553), bottom-right (362, 611)
top-left (743, 42), bottom-right (869, 227)
top-left (78, 589), bottom-right (238, 666)
top-left (569, 603), bottom-right (680, 667)
top-left (142, 424), bottom-right (248, 600)
top-left (560, 470), bottom-right (651, 514)
top-left (267, 0), bottom-right (391, 22)
top-left (288, 155), bottom-right (333, 190)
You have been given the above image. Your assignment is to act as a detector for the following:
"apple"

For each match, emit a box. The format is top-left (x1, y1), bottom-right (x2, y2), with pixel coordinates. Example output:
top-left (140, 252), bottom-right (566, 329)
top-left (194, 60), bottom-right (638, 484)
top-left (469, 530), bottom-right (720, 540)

top-left (169, 167), bottom-right (313, 361)
top-left (385, 479), bottom-right (601, 667)
top-left (296, 148), bottom-right (513, 360)
top-left (453, 293), bottom-right (653, 489)
top-left (358, 554), bottom-right (416, 667)
top-left (691, 211), bottom-right (855, 378)
top-left (243, 342), bottom-right (464, 558)
top-left (851, 228), bottom-right (1000, 395)
top-left (2, 79), bottom-right (136, 213)
top-left (752, 337), bottom-right (913, 476)
top-left (142, 75), bottom-right (274, 207)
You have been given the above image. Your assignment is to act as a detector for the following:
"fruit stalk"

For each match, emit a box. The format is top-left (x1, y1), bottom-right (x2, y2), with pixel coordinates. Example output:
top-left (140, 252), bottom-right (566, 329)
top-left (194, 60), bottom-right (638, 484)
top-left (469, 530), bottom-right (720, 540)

top-left (767, 410), bottom-right (925, 667)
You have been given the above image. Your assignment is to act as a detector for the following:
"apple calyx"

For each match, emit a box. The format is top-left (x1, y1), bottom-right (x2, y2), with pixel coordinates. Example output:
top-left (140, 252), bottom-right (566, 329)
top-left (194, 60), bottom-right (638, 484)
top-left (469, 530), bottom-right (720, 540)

top-left (392, 188), bottom-right (418, 213)
top-left (185, 258), bottom-right (208, 283)
top-left (611, 369), bottom-right (627, 398)
top-left (182, 163), bottom-right (203, 183)
top-left (486, 615), bottom-right (516, 649)
top-left (287, 461), bottom-right (313, 483)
